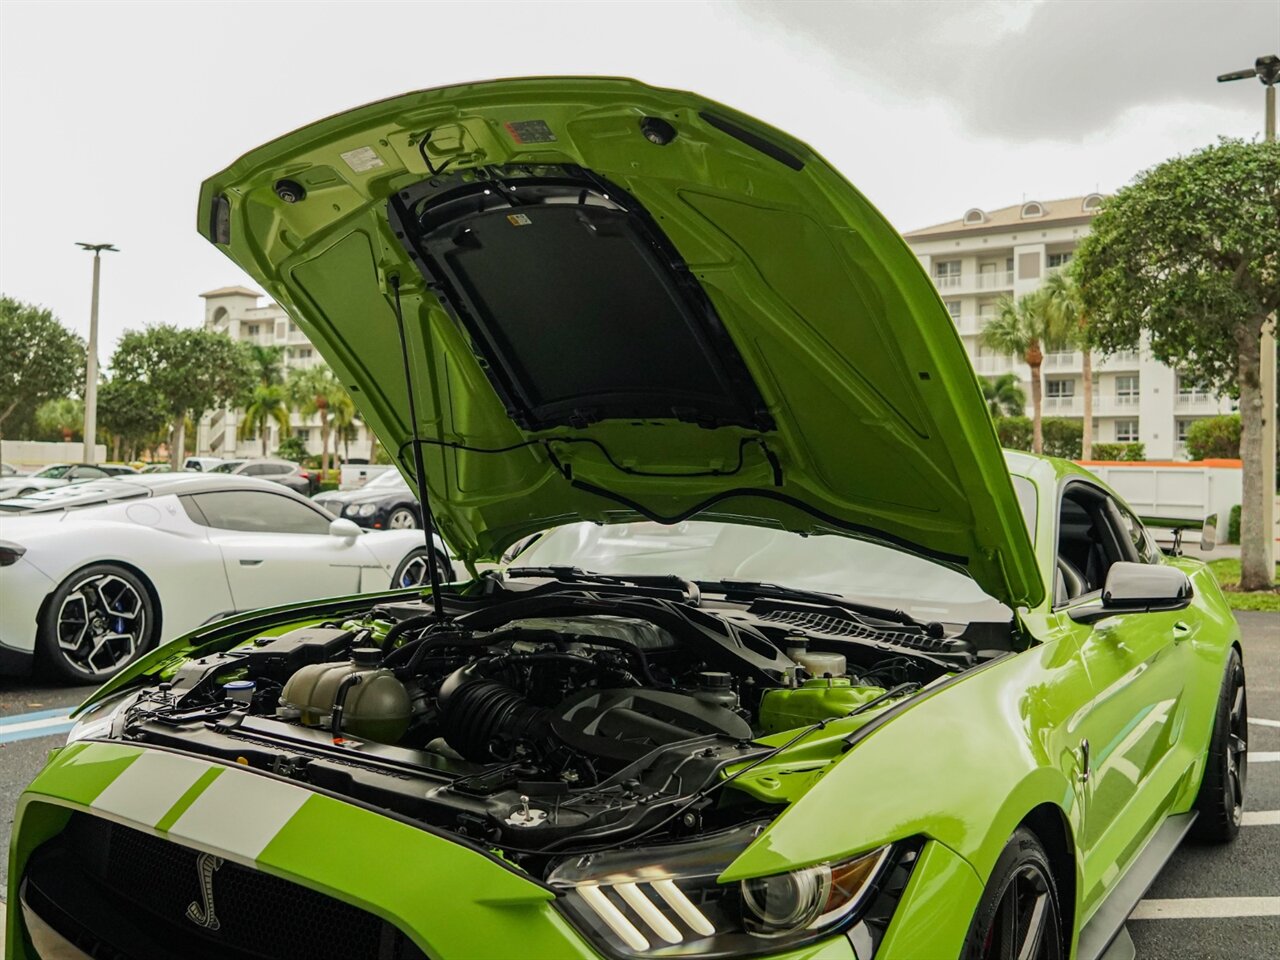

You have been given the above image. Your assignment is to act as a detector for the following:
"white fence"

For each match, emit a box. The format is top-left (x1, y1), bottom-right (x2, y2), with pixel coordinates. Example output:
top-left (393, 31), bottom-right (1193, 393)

top-left (1081, 461), bottom-right (1242, 543)
top-left (0, 440), bottom-right (107, 470)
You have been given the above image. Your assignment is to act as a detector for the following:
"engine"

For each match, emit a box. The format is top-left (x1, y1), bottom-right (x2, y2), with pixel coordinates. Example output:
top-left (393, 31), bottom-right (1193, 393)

top-left (111, 588), bottom-right (970, 858)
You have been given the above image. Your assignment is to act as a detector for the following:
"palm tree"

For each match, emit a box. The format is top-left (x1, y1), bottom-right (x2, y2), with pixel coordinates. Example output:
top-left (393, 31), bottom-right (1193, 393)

top-left (980, 291), bottom-right (1066, 454)
top-left (239, 384), bottom-right (293, 457)
top-left (288, 365), bottom-right (341, 476)
top-left (247, 344), bottom-right (286, 386)
top-left (981, 373), bottom-right (1026, 418)
top-left (329, 388), bottom-right (358, 463)
top-left (36, 397), bottom-right (84, 443)
top-left (1041, 263), bottom-right (1093, 459)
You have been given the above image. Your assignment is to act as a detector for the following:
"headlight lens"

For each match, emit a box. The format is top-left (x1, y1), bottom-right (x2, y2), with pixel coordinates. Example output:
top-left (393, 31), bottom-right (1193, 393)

top-left (548, 823), bottom-right (894, 957)
top-left (350, 503), bottom-right (377, 517)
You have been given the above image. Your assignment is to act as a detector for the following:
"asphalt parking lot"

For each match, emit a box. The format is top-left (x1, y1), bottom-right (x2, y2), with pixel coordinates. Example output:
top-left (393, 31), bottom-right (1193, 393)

top-left (1, 611), bottom-right (1277, 958)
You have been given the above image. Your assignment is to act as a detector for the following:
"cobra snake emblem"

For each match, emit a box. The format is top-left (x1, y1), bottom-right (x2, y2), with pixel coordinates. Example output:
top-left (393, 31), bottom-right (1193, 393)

top-left (185, 851), bottom-right (225, 930)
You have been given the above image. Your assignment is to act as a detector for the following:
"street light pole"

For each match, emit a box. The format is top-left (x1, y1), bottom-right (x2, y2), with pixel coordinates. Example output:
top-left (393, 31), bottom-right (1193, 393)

top-left (1218, 54), bottom-right (1278, 574)
top-left (75, 242), bottom-right (118, 464)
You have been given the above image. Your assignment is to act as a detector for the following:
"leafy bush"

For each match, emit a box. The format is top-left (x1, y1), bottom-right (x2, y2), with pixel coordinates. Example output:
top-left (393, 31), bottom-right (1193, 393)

top-left (1121, 442), bottom-right (1146, 461)
top-left (1184, 414), bottom-right (1241, 460)
top-left (1228, 504), bottom-right (1241, 545)
top-left (1041, 418), bottom-right (1082, 459)
top-left (994, 416), bottom-right (1033, 451)
top-left (274, 435), bottom-right (309, 462)
top-left (317, 480), bottom-right (340, 493)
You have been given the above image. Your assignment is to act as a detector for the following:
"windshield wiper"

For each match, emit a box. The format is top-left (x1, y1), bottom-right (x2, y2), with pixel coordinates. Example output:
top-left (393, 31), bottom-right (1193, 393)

top-left (697, 579), bottom-right (936, 633)
top-left (503, 566), bottom-right (701, 604)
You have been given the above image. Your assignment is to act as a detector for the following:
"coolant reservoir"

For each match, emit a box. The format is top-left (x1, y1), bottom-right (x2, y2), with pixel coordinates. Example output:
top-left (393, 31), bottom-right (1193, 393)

top-left (758, 678), bottom-right (887, 734)
top-left (794, 650), bottom-right (846, 679)
top-left (281, 649), bottom-right (411, 743)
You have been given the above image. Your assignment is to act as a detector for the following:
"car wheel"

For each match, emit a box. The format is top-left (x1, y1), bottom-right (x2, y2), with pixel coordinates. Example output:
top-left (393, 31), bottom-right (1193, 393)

top-left (387, 507), bottom-right (419, 530)
top-left (38, 563), bottom-right (157, 683)
top-left (391, 548), bottom-right (455, 588)
top-left (1190, 647), bottom-right (1247, 843)
top-left (962, 828), bottom-right (1063, 960)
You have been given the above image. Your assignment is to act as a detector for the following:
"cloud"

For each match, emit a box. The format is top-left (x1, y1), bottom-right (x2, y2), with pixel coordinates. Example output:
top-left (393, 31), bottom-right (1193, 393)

top-left (739, 0), bottom-right (1279, 140)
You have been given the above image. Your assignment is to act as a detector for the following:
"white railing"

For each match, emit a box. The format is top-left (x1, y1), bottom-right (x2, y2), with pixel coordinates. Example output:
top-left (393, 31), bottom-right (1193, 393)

top-left (1092, 393), bottom-right (1141, 415)
top-left (974, 270), bottom-right (1015, 291)
top-left (1043, 395), bottom-right (1081, 414)
top-left (934, 274), bottom-right (963, 289)
top-left (1043, 352), bottom-right (1080, 370)
top-left (972, 355), bottom-right (1014, 374)
top-left (1175, 392), bottom-right (1221, 412)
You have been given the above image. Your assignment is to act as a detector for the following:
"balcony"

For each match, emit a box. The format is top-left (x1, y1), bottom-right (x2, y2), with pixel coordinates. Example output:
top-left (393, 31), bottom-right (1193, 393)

top-left (974, 270), bottom-right (1015, 291)
top-left (934, 273), bottom-right (963, 290)
top-left (1175, 391), bottom-right (1222, 413)
top-left (1098, 349), bottom-right (1140, 370)
top-left (972, 355), bottom-right (1015, 375)
top-left (1043, 351), bottom-right (1080, 370)
top-left (1043, 395), bottom-right (1082, 415)
top-left (1093, 393), bottom-right (1141, 416)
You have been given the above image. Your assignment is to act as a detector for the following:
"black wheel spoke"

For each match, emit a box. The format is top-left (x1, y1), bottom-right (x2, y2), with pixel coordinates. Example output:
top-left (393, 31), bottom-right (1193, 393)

top-left (56, 573), bottom-right (146, 676)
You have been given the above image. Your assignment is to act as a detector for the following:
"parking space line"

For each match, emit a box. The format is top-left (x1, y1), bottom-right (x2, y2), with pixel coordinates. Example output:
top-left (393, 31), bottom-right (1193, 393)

top-left (0, 712), bottom-right (75, 744)
top-left (1131, 897), bottom-right (1280, 920)
top-left (1250, 718), bottom-right (1280, 728)
top-left (1243, 810), bottom-right (1280, 826)
top-left (0, 707), bottom-right (74, 726)
top-left (1252, 752), bottom-right (1280, 762)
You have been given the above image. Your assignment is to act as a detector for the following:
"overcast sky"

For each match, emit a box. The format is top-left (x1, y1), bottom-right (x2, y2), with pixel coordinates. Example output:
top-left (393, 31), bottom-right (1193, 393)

top-left (1, 0), bottom-right (1274, 362)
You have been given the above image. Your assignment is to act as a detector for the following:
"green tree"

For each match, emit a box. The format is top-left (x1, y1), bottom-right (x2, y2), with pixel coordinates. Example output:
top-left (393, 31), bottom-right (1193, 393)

top-left (274, 434), bottom-right (309, 462)
top-left (1041, 417), bottom-right (1083, 460)
top-left (993, 416), bottom-right (1033, 452)
top-left (35, 397), bottom-right (84, 442)
top-left (288, 364), bottom-right (342, 476)
top-left (110, 326), bottom-right (256, 469)
top-left (330, 387), bottom-right (359, 463)
top-left (247, 344), bottom-right (286, 386)
top-left (98, 379), bottom-right (170, 461)
top-left (239, 383), bottom-right (293, 457)
top-left (980, 291), bottom-right (1066, 454)
top-left (0, 297), bottom-right (85, 446)
top-left (1042, 262), bottom-right (1094, 459)
top-left (980, 373), bottom-right (1026, 418)
top-left (1076, 138), bottom-right (1280, 590)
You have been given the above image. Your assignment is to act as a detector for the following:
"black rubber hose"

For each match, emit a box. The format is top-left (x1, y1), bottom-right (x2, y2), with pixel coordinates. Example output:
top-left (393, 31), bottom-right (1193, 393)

top-left (329, 673), bottom-right (364, 743)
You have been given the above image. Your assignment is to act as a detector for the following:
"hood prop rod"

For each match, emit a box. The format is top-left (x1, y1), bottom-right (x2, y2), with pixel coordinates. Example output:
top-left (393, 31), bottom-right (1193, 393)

top-left (390, 274), bottom-right (446, 623)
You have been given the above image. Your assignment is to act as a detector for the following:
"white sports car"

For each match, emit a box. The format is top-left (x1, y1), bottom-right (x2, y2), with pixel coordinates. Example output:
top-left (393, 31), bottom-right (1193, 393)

top-left (0, 473), bottom-right (452, 682)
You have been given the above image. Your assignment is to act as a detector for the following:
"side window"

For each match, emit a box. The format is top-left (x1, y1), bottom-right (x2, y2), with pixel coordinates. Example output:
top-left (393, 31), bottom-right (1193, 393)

top-left (184, 491), bottom-right (332, 535)
top-left (68, 466), bottom-right (108, 480)
top-left (243, 463), bottom-right (268, 476)
top-left (1114, 504), bottom-right (1159, 564)
top-left (263, 463), bottom-right (291, 476)
top-left (1054, 484), bottom-right (1134, 604)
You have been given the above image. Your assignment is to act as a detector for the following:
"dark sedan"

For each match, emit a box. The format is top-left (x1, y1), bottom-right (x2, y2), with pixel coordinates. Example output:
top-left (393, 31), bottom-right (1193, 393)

top-left (312, 469), bottom-right (420, 529)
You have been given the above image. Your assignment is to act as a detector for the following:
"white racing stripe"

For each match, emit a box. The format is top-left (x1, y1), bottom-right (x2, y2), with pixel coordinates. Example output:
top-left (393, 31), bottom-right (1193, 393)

top-left (91, 750), bottom-right (215, 825)
top-left (1242, 810), bottom-right (1280, 826)
top-left (167, 765), bottom-right (311, 862)
top-left (1131, 897), bottom-right (1280, 920)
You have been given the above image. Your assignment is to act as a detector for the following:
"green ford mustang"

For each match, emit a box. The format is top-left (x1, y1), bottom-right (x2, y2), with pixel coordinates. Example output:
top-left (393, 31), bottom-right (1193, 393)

top-left (7, 79), bottom-right (1247, 960)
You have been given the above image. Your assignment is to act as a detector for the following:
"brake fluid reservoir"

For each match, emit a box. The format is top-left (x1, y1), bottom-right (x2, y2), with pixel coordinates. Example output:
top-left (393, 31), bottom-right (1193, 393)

top-left (758, 678), bottom-right (887, 734)
top-left (794, 651), bottom-right (846, 679)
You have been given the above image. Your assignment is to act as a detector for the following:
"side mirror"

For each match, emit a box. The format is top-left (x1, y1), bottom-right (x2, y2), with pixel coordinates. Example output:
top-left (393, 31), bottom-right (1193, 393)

top-left (1068, 562), bottom-right (1192, 624)
top-left (329, 518), bottom-right (361, 541)
top-left (1200, 515), bottom-right (1217, 552)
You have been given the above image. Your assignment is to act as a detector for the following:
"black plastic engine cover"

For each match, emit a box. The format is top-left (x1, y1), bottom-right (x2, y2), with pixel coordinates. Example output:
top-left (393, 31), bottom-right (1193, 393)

top-left (553, 688), bottom-right (752, 763)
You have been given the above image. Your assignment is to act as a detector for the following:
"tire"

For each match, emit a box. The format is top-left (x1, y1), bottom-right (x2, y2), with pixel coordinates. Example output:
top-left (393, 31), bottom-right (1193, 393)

top-left (387, 507), bottom-right (419, 530)
top-left (962, 828), bottom-right (1064, 960)
top-left (391, 548), bottom-right (455, 589)
top-left (1190, 647), bottom-right (1248, 843)
top-left (38, 563), bottom-right (157, 683)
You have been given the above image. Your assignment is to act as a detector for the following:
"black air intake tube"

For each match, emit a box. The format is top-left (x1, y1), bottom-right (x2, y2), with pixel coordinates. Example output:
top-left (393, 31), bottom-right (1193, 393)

top-left (438, 670), bottom-right (551, 762)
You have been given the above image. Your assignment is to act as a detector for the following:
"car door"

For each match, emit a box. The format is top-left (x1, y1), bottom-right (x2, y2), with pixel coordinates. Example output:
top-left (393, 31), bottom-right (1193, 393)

top-left (1053, 480), bottom-right (1202, 911)
top-left (180, 489), bottom-right (377, 612)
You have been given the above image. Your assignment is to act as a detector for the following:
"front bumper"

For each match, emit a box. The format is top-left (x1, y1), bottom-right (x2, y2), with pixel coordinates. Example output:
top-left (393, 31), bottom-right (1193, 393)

top-left (0, 557), bottom-right (55, 670)
top-left (7, 742), bottom-right (979, 960)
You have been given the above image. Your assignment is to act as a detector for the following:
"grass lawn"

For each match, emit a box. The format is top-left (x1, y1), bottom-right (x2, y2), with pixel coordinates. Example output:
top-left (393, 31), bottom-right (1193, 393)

top-left (1206, 558), bottom-right (1280, 612)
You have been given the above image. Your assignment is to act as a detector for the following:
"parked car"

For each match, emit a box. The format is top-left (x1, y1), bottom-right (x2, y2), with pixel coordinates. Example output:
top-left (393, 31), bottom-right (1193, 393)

top-left (182, 456), bottom-right (225, 472)
top-left (212, 457), bottom-right (319, 495)
top-left (0, 462), bottom-right (137, 499)
top-left (139, 463), bottom-right (172, 473)
top-left (6, 79), bottom-right (1246, 960)
top-left (314, 469), bottom-right (422, 529)
top-left (0, 462), bottom-right (21, 477)
top-left (0, 473), bottom-right (451, 682)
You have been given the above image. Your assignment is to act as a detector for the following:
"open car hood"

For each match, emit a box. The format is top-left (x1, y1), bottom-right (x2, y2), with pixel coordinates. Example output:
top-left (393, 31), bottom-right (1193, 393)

top-left (199, 77), bottom-right (1042, 608)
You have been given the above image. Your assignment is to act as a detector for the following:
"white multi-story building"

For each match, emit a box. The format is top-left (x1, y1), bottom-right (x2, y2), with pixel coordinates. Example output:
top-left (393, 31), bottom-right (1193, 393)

top-left (194, 287), bottom-right (374, 461)
top-left (903, 196), bottom-right (1234, 459)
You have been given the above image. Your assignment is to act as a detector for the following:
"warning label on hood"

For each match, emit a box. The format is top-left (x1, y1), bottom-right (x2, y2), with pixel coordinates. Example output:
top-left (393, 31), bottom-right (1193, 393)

top-left (504, 120), bottom-right (557, 144)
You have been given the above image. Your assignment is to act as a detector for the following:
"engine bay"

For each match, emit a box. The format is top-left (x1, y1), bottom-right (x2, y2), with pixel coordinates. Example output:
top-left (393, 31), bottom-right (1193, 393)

top-left (104, 575), bottom-right (997, 867)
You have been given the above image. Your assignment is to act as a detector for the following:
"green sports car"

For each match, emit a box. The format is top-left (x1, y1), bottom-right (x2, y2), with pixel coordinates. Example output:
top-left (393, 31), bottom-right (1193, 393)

top-left (7, 79), bottom-right (1247, 960)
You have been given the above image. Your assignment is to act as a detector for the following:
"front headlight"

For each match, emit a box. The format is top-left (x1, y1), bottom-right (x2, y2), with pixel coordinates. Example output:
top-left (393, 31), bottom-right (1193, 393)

top-left (548, 823), bottom-right (895, 957)
top-left (346, 502), bottom-right (376, 517)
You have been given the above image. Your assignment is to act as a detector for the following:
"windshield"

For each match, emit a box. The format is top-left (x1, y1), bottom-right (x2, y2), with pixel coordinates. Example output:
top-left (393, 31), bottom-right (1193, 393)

top-left (32, 464), bottom-right (70, 478)
top-left (367, 470), bottom-right (407, 490)
top-left (212, 461), bottom-right (244, 473)
top-left (510, 520), bottom-right (1010, 624)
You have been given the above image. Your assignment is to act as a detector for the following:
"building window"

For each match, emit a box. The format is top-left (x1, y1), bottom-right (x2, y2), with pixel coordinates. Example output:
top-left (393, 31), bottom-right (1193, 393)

top-left (963, 208), bottom-right (987, 225)
top-left (1020, 201), bottom-right (1044, 219)
top-left (1115, 419), bottom-right (1139, 442)
top-left (1046, 378), bottom-right (1075, 398)
top-left (246, 324), bottom-right (260, 337)
top-left (1176, 375), bottom-right (1210, 401)
top-left (934, 260), bottom-right (961, 279)
top-left (1082, 193), bottom-right (1103, 212)
top-left (1116, 375), bottom-right (1139, 403)
top-left (1175, 419), bottom-right (1193, 443)
top-left (298, 347), bottom-right (313, 358)
top-left (1047, 252), bottom-right (1073, 268)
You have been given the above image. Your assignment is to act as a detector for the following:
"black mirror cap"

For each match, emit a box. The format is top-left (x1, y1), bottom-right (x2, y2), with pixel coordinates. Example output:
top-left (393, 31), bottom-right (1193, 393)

top-left (1102, 561), bottom-right (1193, 608)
